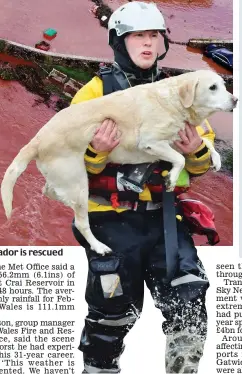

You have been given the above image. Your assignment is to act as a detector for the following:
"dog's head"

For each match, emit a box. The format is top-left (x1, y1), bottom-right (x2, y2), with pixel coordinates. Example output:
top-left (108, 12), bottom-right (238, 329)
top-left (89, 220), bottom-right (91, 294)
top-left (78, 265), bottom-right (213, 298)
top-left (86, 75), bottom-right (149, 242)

top-left (178, 70), bottom-right (237, 117)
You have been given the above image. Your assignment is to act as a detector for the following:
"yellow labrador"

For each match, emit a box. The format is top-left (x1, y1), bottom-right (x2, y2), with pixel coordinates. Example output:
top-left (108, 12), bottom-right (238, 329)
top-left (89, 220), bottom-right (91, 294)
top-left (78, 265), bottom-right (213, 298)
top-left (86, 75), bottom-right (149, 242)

top-left (1, 70), bottom-right (237, 254)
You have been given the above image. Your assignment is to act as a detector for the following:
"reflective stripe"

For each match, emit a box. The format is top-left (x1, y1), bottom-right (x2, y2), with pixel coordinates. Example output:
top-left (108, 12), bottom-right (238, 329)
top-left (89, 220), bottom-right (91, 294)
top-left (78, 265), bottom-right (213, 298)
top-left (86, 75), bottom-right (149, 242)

top-left (85, 160), bottom-right (106, 169)
top-left (171, 274), bottom-right (209, 287)
top-left (178, 198), bottom-right (202, 203)
top-left (84, 364), bottom-right (120, 373)
top-left (89, 195), bottom-right (162, 210)
top-left (116, 172), bottom-right (125, 191)
top-left (86, 314), bottom-right (137, 327)
top-left (134, 201), bottom-right (162, 211)
top-left (185, 157), bottom-right (210, 167)
top-left (99, 315), bottom-right (137, 326)
top-left (89, 196), bottom-right (130, 207)
top-left (200, 120), bottom-right (210, 135)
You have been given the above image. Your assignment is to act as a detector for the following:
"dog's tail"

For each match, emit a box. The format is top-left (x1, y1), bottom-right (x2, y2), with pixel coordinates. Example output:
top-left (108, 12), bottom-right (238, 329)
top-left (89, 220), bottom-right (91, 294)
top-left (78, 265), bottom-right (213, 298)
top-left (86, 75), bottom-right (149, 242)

top-left (1, 139), bottom-right (38, 219)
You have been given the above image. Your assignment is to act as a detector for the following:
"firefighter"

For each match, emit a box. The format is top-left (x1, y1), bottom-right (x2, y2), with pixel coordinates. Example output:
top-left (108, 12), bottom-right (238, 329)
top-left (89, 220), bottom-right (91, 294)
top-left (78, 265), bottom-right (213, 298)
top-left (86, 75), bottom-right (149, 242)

top-left (71, 2), bottom-right (215, 372)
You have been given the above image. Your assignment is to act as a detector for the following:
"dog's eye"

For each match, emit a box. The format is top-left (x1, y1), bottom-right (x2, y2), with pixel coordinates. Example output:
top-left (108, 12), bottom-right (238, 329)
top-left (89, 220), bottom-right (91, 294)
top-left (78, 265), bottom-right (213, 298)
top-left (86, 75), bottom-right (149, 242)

top-left (209, 84), bottom-right (217, 91)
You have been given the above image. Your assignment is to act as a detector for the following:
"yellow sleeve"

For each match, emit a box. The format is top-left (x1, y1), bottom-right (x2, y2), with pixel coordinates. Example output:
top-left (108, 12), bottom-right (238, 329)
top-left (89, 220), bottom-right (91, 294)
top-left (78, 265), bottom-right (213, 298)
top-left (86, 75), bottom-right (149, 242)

top-left (71, 76), bottom-right (103, 104)
top-left (71, 76), bottom-right (109, 174)
top-left (84, 144), bottom-right (109, 174)
top-left (185, 119), bottom-right (215, 175)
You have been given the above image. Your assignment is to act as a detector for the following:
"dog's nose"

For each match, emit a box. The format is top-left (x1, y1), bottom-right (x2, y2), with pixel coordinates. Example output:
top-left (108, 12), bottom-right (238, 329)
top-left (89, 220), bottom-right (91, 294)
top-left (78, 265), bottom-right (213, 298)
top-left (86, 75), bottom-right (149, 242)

top-left (232, 95), bottom-right (238, 105)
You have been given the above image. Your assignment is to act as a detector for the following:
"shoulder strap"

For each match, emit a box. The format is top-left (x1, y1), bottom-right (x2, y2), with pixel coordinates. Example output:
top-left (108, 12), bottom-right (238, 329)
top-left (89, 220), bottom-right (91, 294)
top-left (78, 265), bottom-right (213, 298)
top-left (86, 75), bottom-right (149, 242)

top-left (98, 64), bottom-right (130, 96)
top-left (98, 65), bottom-right (114, 95)
top-left (162, 186), bottom-right (179, 282)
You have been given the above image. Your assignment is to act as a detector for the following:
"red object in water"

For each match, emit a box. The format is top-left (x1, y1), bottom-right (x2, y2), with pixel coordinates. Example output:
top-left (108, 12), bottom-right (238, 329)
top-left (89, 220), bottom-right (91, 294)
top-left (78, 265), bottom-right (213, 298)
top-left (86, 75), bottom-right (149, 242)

top-left (43, 34), bottom-right (55, 41)
top-left (35, 41), bottom-right (50, 51)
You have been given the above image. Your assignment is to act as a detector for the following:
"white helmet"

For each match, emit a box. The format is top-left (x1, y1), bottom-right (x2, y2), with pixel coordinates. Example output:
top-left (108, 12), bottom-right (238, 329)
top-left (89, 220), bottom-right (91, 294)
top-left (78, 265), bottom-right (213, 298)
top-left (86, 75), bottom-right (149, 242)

top-left (108, 2), bottom-right (166, 46)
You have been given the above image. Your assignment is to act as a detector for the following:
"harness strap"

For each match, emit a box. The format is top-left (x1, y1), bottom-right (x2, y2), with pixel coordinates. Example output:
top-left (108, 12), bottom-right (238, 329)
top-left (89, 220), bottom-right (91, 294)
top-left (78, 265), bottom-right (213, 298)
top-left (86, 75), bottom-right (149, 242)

top-left (99, 65), bottom-right (114, 95)
top-left (99, 64), bottom-right (130, 95)
top-left (162, 184), bottom-right (179, 282)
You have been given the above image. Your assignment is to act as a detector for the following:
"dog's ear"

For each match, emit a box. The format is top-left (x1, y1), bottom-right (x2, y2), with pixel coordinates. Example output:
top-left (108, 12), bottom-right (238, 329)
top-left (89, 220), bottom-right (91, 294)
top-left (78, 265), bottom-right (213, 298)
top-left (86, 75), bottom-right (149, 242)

top-left (178, 77), bottom-right (199, 108)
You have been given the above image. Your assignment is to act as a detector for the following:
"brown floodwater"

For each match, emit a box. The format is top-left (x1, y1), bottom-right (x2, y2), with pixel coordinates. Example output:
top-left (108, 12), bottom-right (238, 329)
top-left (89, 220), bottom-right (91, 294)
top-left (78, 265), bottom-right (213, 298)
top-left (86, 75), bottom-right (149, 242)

top-left (104, 0), bottom-right (233, 71)
top-left (105, 0), bottom-right (232, 43)
top-left (0, 79), bottom-right (233, 246)
top-left (0, 0), bottom-right (233, 72)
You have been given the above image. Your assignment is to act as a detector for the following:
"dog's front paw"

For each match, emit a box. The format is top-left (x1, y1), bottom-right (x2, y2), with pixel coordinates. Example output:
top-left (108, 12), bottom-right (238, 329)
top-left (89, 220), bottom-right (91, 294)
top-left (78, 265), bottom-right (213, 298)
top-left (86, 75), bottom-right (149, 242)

top-left (165, 175), bottom-right (176, 192)
top-left (92, 242), bottom-right (112, 256)
top-left (211, 151), bottom-right (221, 171)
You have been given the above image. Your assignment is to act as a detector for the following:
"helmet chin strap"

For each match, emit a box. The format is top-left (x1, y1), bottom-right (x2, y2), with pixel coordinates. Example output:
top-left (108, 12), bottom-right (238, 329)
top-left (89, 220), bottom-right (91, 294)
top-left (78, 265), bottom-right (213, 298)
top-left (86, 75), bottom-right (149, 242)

top-left (157, 32), bottom-right (170, 61)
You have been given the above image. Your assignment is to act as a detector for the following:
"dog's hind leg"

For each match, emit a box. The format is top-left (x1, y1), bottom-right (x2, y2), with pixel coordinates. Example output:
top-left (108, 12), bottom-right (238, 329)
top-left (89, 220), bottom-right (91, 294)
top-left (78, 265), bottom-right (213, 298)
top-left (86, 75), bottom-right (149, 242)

top-left (40, 155), bottom-right (112, 255)
top-left (42, 183), bottom-right (59, 201)
top-left (63, 184), bottom-right (113, 255)
top-left (71, 169), bottom-right (112, 255)
top-left (73, 202), bottom-right (112, 255)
